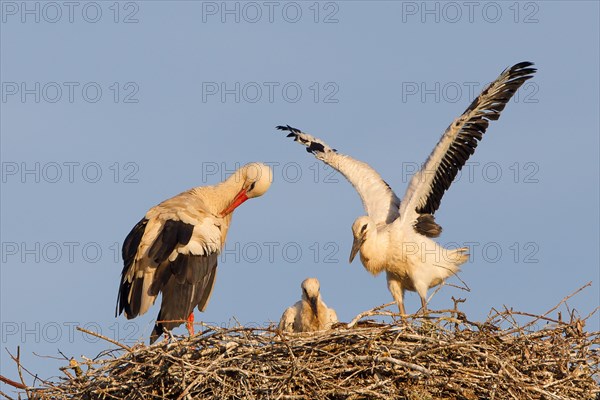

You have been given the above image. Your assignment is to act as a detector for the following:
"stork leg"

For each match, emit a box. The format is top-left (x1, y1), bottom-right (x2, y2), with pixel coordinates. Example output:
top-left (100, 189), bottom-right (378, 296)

top-left (415, 285), bottom-right (429, 315)
top-left (419, 295), bottom-right (428, 315)
top-left (186, 312), bottom-right (195, 336)
top-left (386, 272), bottom-right (406, 316)
top-left (398, 301), bottom-right (406, 316)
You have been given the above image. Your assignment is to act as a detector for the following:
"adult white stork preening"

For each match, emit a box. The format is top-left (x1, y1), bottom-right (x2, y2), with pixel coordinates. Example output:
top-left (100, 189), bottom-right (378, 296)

top-left (279, 278), bottom-right (338, 332)
top-left (277, 62), bottom-right (536, 315)
top-left (116, 162), bottom-right (272, 343)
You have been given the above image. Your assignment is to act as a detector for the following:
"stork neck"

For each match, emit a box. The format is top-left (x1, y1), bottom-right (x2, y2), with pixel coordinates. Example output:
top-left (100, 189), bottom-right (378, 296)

top-left (214, 170), bottom-right (247, 211)
top-left (315, 298), bottom-right (328, 322)
top-left (360, 229), bottom-right (388, 275)
top-left (190, 170), bottom-right (245, 216)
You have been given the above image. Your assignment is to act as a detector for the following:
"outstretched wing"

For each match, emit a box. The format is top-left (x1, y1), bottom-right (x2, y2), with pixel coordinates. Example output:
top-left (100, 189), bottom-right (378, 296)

top-left (116, 191), bottom-right (223, 342)
top-left (277, 125), bottom-right (401, 225)
top-left (398, 62), bottom-right (537, 234)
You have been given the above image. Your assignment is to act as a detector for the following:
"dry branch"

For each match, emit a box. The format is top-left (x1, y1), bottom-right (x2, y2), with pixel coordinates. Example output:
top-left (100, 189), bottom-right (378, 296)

top-left (1, 303), bottom-right (594, 400)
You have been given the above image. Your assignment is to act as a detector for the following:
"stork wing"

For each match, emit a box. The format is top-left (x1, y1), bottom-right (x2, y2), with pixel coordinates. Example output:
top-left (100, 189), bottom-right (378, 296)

top-left (116, 192), bottom-right (223, 342)
top-left (398, 62), bottom-right (537, 234)
top-left (149, 251), bottom-right (218, 343)
top-left (277, 125), bottom-right (401, 225)
top-left (327, 308), bottom-right (338, 325)
top-left (116, 217), bottom-right (148, 317)
top-left (278, 304), bottom-right (298, 332)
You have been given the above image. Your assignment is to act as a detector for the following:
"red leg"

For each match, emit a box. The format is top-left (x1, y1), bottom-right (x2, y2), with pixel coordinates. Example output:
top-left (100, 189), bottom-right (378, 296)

top-left (186, 312), bottom-right (195, 336)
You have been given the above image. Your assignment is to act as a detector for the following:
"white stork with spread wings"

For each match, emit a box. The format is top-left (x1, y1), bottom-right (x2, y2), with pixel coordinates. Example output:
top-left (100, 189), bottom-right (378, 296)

top-left (116, 162), bottom-right (272, 343)
top-left (277, 62), bottom-right (536, 315)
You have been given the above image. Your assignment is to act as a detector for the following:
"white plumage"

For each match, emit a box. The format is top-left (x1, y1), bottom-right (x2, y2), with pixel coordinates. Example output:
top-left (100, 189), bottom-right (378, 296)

top-left (278, 62), bottom-right (536, 315)
top-left (279, 278), bottom-right (338, 332)
top-left (117, 162), bottom-right (273, 342)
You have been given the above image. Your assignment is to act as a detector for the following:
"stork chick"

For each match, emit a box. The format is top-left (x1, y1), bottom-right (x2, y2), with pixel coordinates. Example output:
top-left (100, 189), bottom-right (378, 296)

top-left (279, 278), bottom-right (338, 333)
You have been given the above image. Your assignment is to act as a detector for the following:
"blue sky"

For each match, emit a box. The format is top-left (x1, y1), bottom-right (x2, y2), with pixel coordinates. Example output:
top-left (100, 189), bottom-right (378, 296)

top-left (1, 0), bottom-right (599, 387)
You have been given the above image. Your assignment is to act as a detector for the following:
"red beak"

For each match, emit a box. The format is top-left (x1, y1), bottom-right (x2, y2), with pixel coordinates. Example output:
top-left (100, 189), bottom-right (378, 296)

top-left (221, 189), bottom-right (249, 216)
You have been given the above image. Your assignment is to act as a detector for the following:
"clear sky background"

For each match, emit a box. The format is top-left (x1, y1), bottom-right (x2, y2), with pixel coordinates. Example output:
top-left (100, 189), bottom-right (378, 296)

top-left (1, 0), bottom-right (599, 387)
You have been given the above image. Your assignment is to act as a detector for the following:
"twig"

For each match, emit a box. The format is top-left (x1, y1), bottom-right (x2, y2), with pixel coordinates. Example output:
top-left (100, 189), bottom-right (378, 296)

top-left (76, 327), bottom-right (132, 351)
top-left (506, 281), bottom-right (592, 334)
top-left (6, 348), bottom-right (51, 388)
top-left (378, 356), bottom-right (432, 376)
top-left (0, 375), bottom-right (26, 390)
top-left (15, 347), bottom-right (26, 389)
top-left (11, 294), bottom-right (600, 400)
top-left (347, 302), bottom-right (396, 328)
top-left (582, 306), bottom-right (600, 322)
top-left (0, 389), bottom-right (16, 400)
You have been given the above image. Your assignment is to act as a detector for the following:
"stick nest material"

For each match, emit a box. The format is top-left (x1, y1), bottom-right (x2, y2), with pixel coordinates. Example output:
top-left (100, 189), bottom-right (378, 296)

top-left (12, 302), bottom-right (599, 400)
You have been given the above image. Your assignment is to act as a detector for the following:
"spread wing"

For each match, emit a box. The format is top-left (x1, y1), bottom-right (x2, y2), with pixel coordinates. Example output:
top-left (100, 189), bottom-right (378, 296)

top-left (116, 190), bottom-right (223, 343)
top-left (398, 62), bottom-right (537, 235)
top-left (277, 125), bottom-right (401, 225)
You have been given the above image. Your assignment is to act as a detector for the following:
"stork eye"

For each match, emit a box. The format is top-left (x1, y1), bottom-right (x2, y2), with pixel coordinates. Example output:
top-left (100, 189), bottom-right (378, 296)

top-left (248, 182), bottom-right (256, 191)
top-left (360, 224), bottom-right (368, 233)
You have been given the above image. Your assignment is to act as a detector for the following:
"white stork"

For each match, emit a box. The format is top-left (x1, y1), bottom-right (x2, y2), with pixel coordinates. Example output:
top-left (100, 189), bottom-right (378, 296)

top-left (116, 162), bottom-right (272, 343)
top-left (279, 278), bottom-right (338, 332)
top-left (277, 62), bottom-right (536, 315)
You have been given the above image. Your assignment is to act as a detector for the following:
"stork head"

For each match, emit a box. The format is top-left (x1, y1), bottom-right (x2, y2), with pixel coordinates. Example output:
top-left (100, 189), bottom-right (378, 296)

top-left (349, 216), bottom-right (373, 263)
top-left (221, 162), bottom-right (273, 216)
top-left (301, 278), bottom-right (320, 316)
top-left (242, 162), bottom-right (273, 199)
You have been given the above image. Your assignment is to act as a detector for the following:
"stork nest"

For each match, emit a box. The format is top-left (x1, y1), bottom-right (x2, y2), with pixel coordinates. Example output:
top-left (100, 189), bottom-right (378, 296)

top-left (4, 300), bottom-right (599, 400)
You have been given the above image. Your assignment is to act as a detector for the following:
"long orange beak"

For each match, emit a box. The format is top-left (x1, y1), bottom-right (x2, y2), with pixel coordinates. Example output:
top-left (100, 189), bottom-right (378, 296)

top-left (221, 189), bottom-right (249, 216)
